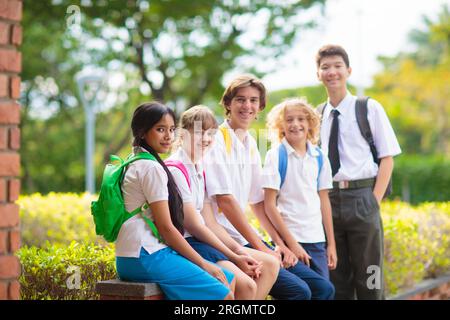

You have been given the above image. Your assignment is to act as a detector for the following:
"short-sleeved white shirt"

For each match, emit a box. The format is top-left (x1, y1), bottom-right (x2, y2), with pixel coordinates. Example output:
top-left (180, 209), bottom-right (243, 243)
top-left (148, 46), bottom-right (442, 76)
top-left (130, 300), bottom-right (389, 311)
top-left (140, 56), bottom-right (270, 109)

top-left (262, 138), bottom-right (332, 243)
top-left (320, 92), bottom-right (402, 181)
top-left (115, 147), bottom-right (168, 258)
top-left (168, 148), bottom-right (207, 238)
top-left (204, 120), bottom-right (265, 246)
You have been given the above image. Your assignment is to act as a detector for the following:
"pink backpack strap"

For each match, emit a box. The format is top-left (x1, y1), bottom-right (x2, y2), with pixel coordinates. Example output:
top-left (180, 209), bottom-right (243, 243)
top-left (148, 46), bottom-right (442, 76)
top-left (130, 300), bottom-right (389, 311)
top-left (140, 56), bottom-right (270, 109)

top-left (165, 159), bottom-right (191, 190)
top-left (203, 170), bottom-right (206, 192)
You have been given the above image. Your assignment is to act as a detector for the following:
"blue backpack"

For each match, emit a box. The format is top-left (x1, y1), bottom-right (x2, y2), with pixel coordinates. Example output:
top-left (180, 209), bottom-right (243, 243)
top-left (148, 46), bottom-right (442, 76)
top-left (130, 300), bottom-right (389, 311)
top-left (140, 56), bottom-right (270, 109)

top-left (278, 144), bottom-right (324, 190)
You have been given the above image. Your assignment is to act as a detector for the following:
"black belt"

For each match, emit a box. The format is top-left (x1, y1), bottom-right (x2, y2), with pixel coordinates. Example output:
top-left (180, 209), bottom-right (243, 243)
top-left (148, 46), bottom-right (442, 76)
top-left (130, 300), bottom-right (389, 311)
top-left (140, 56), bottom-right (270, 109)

top-left (332, 178), bottom-right (375, 190)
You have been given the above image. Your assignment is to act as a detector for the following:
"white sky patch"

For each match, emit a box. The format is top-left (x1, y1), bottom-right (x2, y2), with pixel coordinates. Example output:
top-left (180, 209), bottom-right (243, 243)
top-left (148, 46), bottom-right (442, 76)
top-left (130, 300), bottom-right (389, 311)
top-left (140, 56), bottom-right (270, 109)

top-left (262, 0), bottom-right (450, 91)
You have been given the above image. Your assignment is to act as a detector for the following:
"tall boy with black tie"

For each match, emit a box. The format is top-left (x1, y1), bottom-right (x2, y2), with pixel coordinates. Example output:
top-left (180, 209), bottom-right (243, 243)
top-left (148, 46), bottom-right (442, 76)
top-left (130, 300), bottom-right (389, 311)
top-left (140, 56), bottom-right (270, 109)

top-left (316, 44), bottom-right (401, 300)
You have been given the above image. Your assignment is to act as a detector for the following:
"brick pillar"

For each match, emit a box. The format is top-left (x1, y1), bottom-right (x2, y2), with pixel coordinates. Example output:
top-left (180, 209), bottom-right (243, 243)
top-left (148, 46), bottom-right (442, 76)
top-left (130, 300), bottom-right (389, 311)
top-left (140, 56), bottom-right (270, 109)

top-left (0, 0), bottom-right (22, 300)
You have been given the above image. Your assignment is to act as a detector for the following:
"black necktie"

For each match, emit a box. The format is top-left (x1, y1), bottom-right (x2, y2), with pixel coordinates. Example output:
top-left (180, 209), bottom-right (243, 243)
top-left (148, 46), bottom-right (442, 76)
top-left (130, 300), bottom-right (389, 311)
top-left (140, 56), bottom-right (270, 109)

top-left (328, 109), bottom-right (340, 177)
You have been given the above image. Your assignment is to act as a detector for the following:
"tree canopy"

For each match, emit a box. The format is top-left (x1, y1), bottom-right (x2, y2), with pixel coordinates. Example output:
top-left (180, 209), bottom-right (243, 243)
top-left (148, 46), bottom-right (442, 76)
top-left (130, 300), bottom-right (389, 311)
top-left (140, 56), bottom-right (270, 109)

top-left (20, 0), bottom-right (326, 193)
top-left (368, 5), bottom-right (449, 156)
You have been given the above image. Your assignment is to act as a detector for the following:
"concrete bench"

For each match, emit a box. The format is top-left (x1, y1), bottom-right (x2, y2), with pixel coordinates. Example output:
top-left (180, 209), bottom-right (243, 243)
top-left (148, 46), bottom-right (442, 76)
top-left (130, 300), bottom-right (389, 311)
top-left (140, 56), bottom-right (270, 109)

top-left (96, 279), bottom-right (165, 300)
top-left (388, 273), bottom-right (450, 300)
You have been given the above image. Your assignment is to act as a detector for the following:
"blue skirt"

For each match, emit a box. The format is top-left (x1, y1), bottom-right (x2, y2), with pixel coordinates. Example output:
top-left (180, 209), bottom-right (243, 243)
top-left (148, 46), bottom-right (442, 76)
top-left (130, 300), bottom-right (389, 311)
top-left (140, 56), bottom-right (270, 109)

top-left (116, 247), bottom-right (234, 300)
top-left (185, 237), bottom-right (229, 263)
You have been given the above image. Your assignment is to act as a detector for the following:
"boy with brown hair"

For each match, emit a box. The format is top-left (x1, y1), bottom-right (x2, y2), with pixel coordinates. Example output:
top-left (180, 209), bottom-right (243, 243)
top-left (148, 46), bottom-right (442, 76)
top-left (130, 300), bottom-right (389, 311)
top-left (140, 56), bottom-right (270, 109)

top-left (203, 74), bottom-right (335, 300)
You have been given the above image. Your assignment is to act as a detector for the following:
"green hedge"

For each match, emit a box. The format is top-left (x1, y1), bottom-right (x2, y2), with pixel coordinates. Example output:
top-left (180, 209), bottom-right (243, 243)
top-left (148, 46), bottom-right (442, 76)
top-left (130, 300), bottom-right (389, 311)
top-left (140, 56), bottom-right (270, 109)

top-left (390, 155), bottom-right (450, 204)
top-left (16, 193), bottom-right (450, 299)
top-left (17, 242), bottom-right (115, 300)
top-left (382, 201), bottom-right (450, 294)
top-left (18, 192), bottom-right (104, 247)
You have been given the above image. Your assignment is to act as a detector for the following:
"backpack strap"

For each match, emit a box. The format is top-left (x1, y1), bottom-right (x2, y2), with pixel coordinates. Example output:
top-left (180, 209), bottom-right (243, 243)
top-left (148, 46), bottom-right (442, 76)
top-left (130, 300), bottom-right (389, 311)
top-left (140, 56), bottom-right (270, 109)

top-left (355, 96), bottom-right (379, 165)
top-left (132, 203), bottom-right (163, 243)
top-left (219, 124), bottom-right (232, 155)
top-left (203, 170), bottom-right (207, 193)
top-left (315, 147), bottom-right (324, 190)
top-left (354, 97), bottom-right (392, 198)
top-left (317, 102), bottom-right (327, 117)
top-left (115, 152), bottom-right (163, 243)
top-left (123, 152), bottom-right (157, 167)
top-left (316, 102), bottom-right (327, 147)
top-left (165, 159), bottom-right (191, 190)
top-left (278, 143), bottom-right (288, 189)
top-left (278, 144), bottom-right (324, 191)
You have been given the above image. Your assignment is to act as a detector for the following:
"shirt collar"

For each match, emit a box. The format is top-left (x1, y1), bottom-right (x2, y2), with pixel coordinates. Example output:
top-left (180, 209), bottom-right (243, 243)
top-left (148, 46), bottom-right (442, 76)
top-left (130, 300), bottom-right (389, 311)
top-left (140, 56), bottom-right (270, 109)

top-left (281, 138), bottom-right (319, 158)
top-left (222, 120), bottom-right (250, 146)
top-left (281, 137), bottom-right (296, 155)
top-left (175, 147), bottom-right (201, 173)
top-left (133, 146), bottom-right (149, 154)
top-left (174, 147), bottom-right (204, 175)
top-left (323, 90), bottom-right (353, 120)
top-left (306, 141), bottom-right (320, 157)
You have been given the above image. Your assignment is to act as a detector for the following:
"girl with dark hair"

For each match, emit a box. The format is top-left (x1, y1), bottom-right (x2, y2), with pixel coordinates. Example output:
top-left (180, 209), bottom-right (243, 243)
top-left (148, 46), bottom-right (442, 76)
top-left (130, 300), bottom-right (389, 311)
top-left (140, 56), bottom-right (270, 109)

top-left (115, 101), bottom-right (235, 300)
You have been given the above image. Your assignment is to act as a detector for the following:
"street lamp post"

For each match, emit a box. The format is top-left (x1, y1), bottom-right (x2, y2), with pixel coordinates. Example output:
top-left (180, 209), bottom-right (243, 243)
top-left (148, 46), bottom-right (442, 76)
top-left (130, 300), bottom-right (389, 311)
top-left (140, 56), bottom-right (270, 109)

top-left (75, 70), bottom-right (105, 194)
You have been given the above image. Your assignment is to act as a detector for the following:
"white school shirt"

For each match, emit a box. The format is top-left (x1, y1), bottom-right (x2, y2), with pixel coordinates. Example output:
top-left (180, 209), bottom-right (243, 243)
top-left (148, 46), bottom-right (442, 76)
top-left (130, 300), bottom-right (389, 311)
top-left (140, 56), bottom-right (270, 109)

top-left (320, 91), bottom-right (402, 181)
top-left (115, 147), bottom-right (168, 258)
top-left (167, 148), bottom-right (207, 238)
top-left (204, 120), bottom-right (265, 246)
top-left (262, 139), bottom-right (333, 243)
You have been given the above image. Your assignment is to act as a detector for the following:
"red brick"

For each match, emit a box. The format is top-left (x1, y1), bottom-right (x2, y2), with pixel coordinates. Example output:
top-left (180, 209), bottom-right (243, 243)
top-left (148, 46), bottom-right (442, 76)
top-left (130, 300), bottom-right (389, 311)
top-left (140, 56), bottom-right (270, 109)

top-left (0, 178), bottom-right (5, 201)
top-left (0, 126), bottom-right (7, 149)
top-left (0, 21), bottom-right (9, 45)
top-left (0, 255), bottom-right (20, 279)
top-left (10, 76), bottom-right (20, 99)
top-left (0, 231), bottom-right (7, 254)
top-left (0, 102), bottom-right (20, 124)
top-left (9, 229), bottom-right (20, 252)
top-left (0, 74), bottom-right (8, 98)
top-left (0, 153), bottom-right (20, 176)
top-left (0, 49), bottom-right (21, 73)
top-left (8, 178), bottom-right (19, 202)
top-left (11, 24), bottom-right (21, 46)
top-left (8, 280), bottom-right (20, 300)
top-left (0, 203), bottom-right (19, 228)
top-left (0, 281), bottom-right (7, 300)
top-left (9, 126), bottom-right (20, 150)
top-left (0, 0), bottom-right (22, 21)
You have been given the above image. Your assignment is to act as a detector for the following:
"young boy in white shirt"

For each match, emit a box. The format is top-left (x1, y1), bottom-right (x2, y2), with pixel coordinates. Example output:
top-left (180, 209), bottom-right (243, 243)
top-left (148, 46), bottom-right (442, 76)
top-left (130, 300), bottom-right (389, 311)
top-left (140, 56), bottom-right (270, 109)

top-left (204, 74), bottom-right (334, 300)
top-left (263, 98), bottom-right (337, 282)
top-left (316, 44), bottom-right (401, 300)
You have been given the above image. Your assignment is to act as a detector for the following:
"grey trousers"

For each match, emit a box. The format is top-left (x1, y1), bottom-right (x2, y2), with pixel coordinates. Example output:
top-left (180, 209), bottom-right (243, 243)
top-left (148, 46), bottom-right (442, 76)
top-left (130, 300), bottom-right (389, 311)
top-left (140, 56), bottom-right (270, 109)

top-left (329, 187), bottom-right (385, 300)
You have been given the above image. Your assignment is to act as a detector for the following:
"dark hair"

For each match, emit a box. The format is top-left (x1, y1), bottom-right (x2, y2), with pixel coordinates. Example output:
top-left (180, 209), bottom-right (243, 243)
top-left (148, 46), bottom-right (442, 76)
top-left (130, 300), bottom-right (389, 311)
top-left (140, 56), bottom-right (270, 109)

top-left (131, 101), bottom-right (184, 235)
top-left (316, 44), bottom-right (350, 68)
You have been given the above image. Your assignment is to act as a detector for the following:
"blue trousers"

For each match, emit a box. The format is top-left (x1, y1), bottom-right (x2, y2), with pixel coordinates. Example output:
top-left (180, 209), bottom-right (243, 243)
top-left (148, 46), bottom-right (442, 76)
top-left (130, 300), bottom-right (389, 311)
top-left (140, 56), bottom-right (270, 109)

top-left (300, 242), bottom-right (330, 280)
top-left (246, 242), bottom-right (335, 300)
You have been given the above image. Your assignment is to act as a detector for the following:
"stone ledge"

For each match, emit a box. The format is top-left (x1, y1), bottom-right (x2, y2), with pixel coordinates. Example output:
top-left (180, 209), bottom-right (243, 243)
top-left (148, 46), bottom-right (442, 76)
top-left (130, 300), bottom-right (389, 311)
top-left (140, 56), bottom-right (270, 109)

top-left (96, 279), bottom-right (164, 300)
top-left (388, 274), bottom-right (450, 300)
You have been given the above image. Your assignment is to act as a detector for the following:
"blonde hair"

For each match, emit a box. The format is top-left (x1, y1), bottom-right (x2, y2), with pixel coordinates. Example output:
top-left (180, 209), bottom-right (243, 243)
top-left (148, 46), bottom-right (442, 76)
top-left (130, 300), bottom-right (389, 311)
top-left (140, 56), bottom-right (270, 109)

top-left (266, 97), bottom-right (320, 145)
top-left (172, 105), bottom-right (218, 151)
top-left (220, 74), bottom-right (267, 116)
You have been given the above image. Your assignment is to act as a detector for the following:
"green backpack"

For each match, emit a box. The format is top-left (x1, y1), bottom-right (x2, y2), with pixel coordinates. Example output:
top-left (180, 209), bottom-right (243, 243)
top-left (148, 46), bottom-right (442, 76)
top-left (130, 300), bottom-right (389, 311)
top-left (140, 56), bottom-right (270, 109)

top-left (91, 152), bottom-right (163, 243)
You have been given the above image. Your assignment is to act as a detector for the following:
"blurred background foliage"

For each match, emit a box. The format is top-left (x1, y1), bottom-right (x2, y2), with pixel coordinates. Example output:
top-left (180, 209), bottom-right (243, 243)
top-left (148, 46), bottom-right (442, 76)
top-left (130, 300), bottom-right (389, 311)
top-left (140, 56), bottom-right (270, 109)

top-left (20, 0), bottom-right (326, 193)
top-left (20, 1), bottom-right (449, 204)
